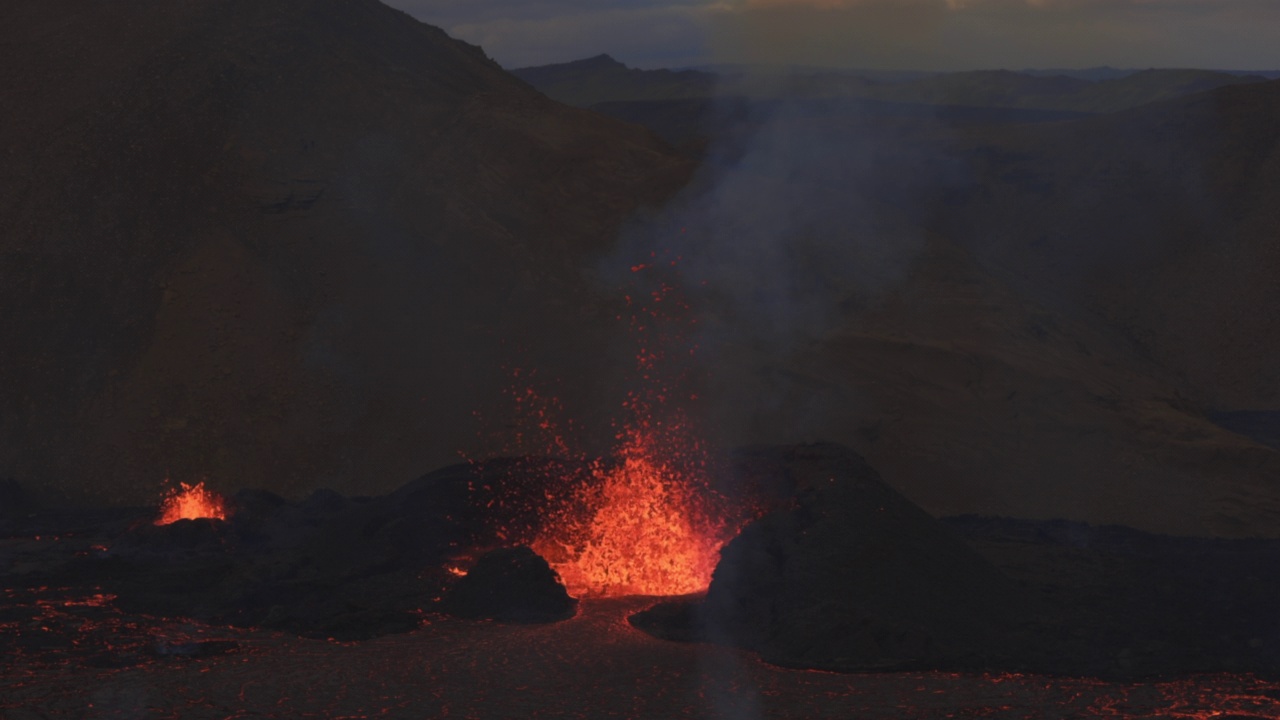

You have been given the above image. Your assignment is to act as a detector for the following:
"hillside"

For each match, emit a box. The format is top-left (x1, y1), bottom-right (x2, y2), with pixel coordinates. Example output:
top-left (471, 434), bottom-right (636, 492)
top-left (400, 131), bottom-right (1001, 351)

top-left (510, 54), bottom-right (716, 107)
top-left (937, 79), bottom-right (1280, 413)
top-left (1066, 69), bottom-right (1268, 113)
top-left (561, 75), bottom-right (1280, 535)
top-left (0, 0), bottom-right (692, 504)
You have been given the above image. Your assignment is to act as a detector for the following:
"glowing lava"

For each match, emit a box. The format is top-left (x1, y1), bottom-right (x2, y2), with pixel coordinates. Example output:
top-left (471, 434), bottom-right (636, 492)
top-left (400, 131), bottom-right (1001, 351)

top-left (533, 428), bottom-right (729, 597)
top-left (155, 481), bottom-right (229, 525)
top-left (518, 263), bottom-right (747, 598)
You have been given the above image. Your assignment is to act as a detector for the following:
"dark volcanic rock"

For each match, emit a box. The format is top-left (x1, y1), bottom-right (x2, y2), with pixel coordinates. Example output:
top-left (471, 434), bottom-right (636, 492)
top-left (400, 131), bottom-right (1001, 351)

top-left (150, 639), bottom-right (241, 659)
top-left (441, 547), bottom-right (577, 623)
top-left (633, 443), bottom-right (1028, 671)
top-left (12, 459), bottom-right (582, 639)
top-left (121, 517), bottom-right (230, 552)
top-left (632, 444), bottom-right (1280, 679)
top-left (0, 478), bottom-right (36, 533)
top-left (9, 448), bottom-right (1280, 677)
top-left (0, 478), bottom-right (32, 515)
top-left (945, 514), bottom-right (1280, 678)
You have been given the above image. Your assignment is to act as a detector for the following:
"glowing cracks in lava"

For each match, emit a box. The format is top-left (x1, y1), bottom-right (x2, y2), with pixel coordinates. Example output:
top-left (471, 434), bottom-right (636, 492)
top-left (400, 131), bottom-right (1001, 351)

top-left (155, 481), bottom-right (229, 525)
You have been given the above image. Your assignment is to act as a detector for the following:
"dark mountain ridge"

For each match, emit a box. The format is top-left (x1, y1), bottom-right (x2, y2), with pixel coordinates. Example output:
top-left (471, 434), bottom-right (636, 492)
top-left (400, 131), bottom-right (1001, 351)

top-left (510, 53), bottom-right (716, 106)
top-left (514, 54), bottom-right (1262, 115)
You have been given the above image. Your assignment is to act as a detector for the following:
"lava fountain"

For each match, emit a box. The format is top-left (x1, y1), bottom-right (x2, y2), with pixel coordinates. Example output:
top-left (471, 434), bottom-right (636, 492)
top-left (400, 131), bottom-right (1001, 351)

top-left (155, 481), bottom-right (229, 525)
top-left (532, 421), bottom-right (731, 597)
top-left (503, 262), bottom-right (750, 598)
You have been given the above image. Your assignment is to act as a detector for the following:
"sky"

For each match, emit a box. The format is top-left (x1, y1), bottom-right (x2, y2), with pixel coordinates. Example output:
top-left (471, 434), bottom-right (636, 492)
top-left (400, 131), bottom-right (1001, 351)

top-left (387, 0), bottom-right (1280, 71)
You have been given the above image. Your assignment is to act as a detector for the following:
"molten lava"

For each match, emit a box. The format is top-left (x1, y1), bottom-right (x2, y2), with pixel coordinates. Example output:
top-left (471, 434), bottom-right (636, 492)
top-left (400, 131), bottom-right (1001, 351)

top-left (533, 430), bottom-right (729, 597)
top-left (513, 263), bottom-right (747, 598)
top-left (471, 257), bottom-right (753, 597)
top-left (155, 481), bottom-right (229, 525)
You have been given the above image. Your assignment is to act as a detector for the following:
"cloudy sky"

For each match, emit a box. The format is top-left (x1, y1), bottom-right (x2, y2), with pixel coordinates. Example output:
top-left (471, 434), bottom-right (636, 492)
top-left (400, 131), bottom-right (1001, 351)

top-left (387, 0), bottom-right (1280, 71)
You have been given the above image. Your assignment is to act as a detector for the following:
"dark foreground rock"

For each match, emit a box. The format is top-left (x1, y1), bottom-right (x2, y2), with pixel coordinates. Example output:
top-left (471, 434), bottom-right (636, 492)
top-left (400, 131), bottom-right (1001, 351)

top-left (0, 459), bottom-right (584, 640)
top-left (440, 546), bottom-right (576, 623)
top-left (947, 514), bottom-right (1280, 678)
top-left (633, 443), bottom-right (1032, 671)
top-left (632, 444), bottom-right (1280, 679)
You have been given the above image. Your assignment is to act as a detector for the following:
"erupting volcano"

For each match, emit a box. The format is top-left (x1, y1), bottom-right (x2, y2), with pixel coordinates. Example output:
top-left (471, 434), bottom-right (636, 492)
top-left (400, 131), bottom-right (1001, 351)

top-left (484, 263), bottom-right (749, 598)
top-left (531, 414), bottom-right (732, 597)
top-left (154, 481), bottom-right (229, 526)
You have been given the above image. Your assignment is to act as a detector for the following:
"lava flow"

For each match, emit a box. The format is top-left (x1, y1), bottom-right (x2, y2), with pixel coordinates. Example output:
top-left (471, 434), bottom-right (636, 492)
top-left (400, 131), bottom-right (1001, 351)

top-left (503, 260), bottom-right (749, 598)
top-left (154, 481), bottom-right (229, 525)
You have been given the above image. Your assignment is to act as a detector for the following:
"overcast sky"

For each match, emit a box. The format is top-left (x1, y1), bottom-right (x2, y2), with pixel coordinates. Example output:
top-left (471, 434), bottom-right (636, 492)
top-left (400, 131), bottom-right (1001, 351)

top-left (386, 0), bottom-right (1280, 71)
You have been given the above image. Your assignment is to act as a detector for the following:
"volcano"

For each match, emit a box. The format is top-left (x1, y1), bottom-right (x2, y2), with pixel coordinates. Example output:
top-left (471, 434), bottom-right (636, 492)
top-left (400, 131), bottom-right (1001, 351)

top-left (8, 0), bottom-right (1280, 717)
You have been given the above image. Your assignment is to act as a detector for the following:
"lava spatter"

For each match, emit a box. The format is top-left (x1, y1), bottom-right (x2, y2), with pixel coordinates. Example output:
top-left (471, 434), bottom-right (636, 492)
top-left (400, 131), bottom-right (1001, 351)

top-left (155, 481), bottom-right (228, 526)
top-left (476, 257), bottom-right (752, 598)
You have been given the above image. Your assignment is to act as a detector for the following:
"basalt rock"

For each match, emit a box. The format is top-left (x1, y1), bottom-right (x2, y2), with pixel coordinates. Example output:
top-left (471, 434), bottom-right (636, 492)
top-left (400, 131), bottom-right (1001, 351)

top-left (440, 546), bottom-right (577, 624)
top-left (7, 459), bottom-right (581, 639)
top-left (632, 443), bottom-right (1280, 679)
top-left (0, 478), bottom-right (32, 515)
top-left (633, 443), bottom-right (1032, 671)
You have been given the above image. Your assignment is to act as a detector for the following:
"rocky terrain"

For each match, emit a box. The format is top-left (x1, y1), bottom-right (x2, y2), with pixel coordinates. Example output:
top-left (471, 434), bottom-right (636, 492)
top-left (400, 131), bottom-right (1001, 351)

top-left (634, 445), bottom-right (1280, 679)
top-left (5, 444), bottom-right (1280, 680)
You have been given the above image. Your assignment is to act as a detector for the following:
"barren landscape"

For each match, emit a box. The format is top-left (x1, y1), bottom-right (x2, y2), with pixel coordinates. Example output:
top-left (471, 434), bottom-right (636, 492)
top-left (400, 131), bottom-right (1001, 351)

top-left (4, 0), bottom-right (1280, 716)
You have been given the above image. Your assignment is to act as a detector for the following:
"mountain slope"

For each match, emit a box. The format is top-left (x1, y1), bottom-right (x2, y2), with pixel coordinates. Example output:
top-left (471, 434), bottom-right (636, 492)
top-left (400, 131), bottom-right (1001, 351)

top-left (0, 0), bottom-right (692, 503)
top-left (938, 79), bottom-right (1280, 411)
top-left (587, 78), bottom-right (1280, 536)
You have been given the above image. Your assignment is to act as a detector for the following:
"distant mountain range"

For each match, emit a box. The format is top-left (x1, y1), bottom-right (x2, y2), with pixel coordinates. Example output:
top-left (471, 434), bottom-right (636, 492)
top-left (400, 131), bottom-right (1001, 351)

top-left (512, 54), bottom-right (1272, 114)
top-left (1020, 67), bottom-right (1280, 82)
top-left (684, 64), bottom-right (1280, 83)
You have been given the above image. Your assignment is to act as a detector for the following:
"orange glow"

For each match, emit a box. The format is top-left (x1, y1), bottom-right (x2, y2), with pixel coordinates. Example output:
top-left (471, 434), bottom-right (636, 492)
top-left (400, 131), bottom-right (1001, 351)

top-left (525, 266), bottom-right (746, 598)
top-left (532, 427), bottom-right (730, 597)
top-left (473, 256), bottom-right (756, 598)
top-left (155, 481), bottom-right (229, 525)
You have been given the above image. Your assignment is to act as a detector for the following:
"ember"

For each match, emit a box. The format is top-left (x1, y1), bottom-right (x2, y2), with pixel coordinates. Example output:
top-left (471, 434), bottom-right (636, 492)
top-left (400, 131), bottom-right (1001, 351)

top-left (154, 481), bottom-right (229, 525)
